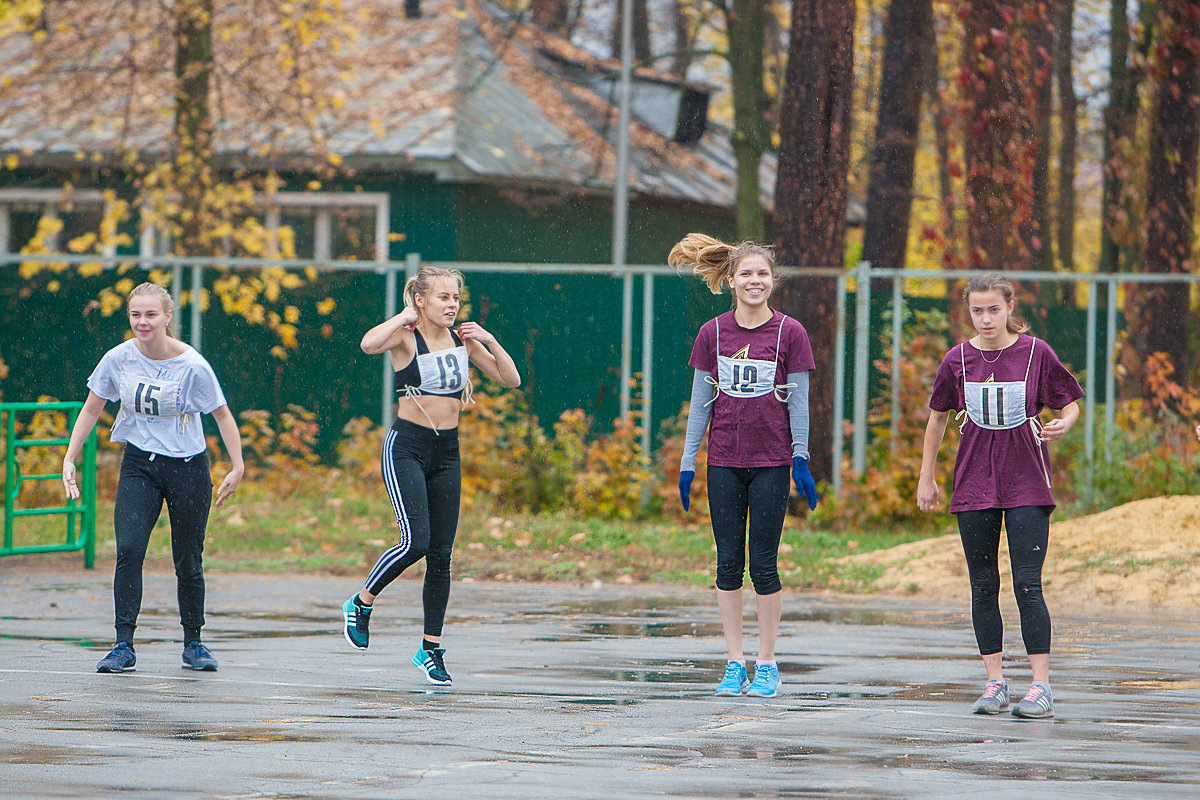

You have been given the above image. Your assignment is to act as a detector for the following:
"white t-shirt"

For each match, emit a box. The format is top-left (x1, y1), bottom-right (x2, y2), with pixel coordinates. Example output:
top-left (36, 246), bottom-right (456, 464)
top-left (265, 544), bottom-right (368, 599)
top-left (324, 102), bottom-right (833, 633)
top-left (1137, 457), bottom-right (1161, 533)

top-left (87, 339), bottom-right (227, 458)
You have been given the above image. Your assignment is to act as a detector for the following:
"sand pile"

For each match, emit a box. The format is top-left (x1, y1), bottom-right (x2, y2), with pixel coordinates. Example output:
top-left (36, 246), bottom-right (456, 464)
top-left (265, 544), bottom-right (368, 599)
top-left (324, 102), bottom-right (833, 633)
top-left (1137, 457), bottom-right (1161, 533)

top-left (843, 496), bottom-right (1200, 611)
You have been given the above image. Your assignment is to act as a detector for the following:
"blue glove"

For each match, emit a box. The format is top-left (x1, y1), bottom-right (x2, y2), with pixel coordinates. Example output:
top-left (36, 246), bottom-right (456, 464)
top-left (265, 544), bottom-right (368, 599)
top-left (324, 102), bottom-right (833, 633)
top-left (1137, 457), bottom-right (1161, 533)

top-left (792, 456), bottom-right (818, 510)
top-left (679, 470), bottom-right (695, 511)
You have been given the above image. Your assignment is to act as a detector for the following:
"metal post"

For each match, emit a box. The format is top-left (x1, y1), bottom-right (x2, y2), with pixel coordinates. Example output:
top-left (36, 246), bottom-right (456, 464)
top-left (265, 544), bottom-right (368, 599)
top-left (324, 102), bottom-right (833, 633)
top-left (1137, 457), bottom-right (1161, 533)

top-left (832, 273), bottom-right (847, 495)
top-left (641, 272), bottom-right (654, 466)
top-left (852, 261), bottom-right (870, 474)
top-left (614, 0), bottom-right (633, 422)
top-left (190, 263), bottom-right (203, 352)
top-left (1105, 278), bottom-right (1118, 462)
top-left (1084, 279), bottom-right (1097, 500)
top-left (890, 270), bottom-right (903, 454)
top-left (382, 261), bottom-right (400, 428)
top-left (171, 265), bottom-right (183, 337)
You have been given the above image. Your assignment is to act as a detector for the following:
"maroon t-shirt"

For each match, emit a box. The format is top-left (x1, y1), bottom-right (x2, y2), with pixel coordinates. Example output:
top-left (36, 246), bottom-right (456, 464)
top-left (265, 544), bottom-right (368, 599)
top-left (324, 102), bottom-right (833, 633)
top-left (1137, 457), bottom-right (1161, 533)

top-left (928, 334), bottom-right (1084, 512)
top-left (689, 309), bottom-right (815, 468)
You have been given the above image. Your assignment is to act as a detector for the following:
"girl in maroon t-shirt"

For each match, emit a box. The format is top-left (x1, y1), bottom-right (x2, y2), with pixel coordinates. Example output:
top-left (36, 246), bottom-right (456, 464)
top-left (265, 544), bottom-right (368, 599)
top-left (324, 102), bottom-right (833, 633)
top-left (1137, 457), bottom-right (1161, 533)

top-left (670, 233), bottom-right (817, 699)
top-left (918, 272), bottom-right (1083, 719)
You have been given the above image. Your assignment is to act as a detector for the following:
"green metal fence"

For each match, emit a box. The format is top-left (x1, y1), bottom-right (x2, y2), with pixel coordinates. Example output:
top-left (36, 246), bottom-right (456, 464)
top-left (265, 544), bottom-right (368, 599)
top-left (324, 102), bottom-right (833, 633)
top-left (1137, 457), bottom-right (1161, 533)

top-left (1, 401), bottom-right (97, 567)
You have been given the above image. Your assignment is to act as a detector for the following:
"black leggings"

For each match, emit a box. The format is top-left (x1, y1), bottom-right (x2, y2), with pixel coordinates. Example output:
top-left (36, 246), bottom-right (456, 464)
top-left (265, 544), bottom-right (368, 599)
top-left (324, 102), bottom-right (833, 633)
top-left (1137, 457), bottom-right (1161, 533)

top-left (113, 444), bottom-right (212, 646)
top-left (956, 506), bottom-right (1052, 656)
top-left (707, 464), bottom-right (790, 595)
top-left (364, 418), bottom-right (461, 638)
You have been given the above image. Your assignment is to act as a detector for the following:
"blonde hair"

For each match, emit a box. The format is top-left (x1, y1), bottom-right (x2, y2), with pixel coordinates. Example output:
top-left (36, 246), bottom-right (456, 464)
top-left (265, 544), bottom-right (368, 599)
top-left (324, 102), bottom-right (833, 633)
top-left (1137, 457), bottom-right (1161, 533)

top-left (962, 272), bottom-right (1030, 335)
top-left (404, 267), bottom-right (465, 310)
top-left (667, 233), bottom-right (776, 295)
top-left (128, 282), bottom-right (178, 338)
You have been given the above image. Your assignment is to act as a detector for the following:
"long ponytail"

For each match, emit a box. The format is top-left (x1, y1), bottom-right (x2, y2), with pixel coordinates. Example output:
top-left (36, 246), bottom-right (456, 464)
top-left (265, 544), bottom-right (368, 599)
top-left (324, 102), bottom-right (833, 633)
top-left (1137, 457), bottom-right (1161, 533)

top-left (668, 233), bottom-right (776, 295)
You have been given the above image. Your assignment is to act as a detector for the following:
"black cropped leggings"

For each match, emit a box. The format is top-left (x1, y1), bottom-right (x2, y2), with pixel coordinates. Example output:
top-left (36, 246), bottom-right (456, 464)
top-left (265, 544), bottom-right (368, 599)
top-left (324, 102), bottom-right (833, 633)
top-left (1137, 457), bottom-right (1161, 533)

top-left (113, 444), bottom-right (212, 646)
top-left (364, 418), bottom-right (461, 638)
top-left (707, 464), bottom-right (790, 595)
top-left (956, 505), bottom-right (1052, 656)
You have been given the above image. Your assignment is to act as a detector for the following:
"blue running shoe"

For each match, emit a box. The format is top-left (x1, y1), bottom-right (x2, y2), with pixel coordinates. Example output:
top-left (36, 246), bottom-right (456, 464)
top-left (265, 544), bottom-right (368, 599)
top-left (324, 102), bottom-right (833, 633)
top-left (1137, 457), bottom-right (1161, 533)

top-left (182, 641), bottom-right (218, 671)
top-left (714, 660), bottom-right (749, 696)
top-left (747, 662), bottom-right (781, 698)
top-left (342, 593), bottom-right (371, 650)
top-left (96, 642), bottom-right (136, 673)
top-left (1012, 682), bottom-right (1054, 719)
top-left (412, 645), bottom-right (452, 685)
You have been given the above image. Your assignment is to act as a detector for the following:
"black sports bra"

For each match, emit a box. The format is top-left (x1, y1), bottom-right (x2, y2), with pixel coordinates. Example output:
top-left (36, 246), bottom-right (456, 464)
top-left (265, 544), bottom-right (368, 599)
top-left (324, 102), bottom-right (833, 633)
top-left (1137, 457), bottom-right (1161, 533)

top-left (394, 329), bottom-right (470, 400)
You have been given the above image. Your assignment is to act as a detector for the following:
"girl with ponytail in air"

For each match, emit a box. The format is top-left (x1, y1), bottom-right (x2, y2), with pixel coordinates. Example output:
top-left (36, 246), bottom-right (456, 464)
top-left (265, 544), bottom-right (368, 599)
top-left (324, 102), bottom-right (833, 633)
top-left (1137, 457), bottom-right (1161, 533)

top-left (671, 233), bottom-right (818, 699)
top-left (342, 267), bottom-right (520, 686)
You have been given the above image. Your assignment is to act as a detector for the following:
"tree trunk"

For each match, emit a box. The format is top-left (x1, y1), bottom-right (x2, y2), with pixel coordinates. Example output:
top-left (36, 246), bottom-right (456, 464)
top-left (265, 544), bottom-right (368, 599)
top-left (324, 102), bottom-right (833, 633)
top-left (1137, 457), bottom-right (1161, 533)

top-left (1140, 0), bottom-right (1200, 389)
top-left (862, 0), bottom-right (933, 272)
top-left (773, 0), bottom-right (855, 484)
top-left (532, 0), bottom-right (571, 35)
top-left (960, 0), bottom-right (1039, 273)
top-left (1053, 0), bottom-right (1077, 304)
top-left (611, 0), bottom-right (652, 63)
top-left (1101, 1), bottom-right (1157, 274)
top-left (927, 36), bottom-right (955, 239)
top-left (671, 0), bottom-right (693, 78)
top-left (1026, 2), bottom-right (1054, 281)
top-left (726, 0), bottom-right (768, 242)
top-left (174, 0), bottom-right (215, 257)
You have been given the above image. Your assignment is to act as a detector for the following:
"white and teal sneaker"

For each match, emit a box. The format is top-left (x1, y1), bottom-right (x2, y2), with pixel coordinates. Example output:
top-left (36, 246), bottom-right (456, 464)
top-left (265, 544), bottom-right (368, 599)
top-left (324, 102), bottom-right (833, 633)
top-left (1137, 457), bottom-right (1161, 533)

top-left (1012, 682), bottom-right (1054, 719)
top-left (342, 594), bottom-right (371, 650)
top-left (747, 662), bottom-right (781, 698)
top-left (714, 660), bottom-right (749, 696)
top-left (412, 645), bottom-right (452, 685)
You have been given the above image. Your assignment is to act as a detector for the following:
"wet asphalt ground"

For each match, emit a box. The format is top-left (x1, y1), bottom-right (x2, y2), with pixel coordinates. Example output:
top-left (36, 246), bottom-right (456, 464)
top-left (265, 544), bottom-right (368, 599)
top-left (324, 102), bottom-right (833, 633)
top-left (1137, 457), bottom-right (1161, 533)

top-left (2, 564), bottom-right (1199, 799)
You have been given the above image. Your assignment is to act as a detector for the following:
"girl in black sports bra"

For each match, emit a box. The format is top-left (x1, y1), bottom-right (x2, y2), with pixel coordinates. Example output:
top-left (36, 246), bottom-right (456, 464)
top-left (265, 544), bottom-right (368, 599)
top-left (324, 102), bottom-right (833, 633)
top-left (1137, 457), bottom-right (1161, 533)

top-left (341, 266), bottom-right (521, 686)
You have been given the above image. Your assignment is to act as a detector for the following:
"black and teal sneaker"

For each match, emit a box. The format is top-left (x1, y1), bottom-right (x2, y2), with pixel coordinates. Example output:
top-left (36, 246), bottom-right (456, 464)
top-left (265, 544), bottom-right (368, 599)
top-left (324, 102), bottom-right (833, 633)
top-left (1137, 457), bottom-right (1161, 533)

top-left (96, 642), bottom-right (136, 673)
top-left (342, 593), bottom-right (372, 650)
top-left (412, 645), bottom-right (452, 685)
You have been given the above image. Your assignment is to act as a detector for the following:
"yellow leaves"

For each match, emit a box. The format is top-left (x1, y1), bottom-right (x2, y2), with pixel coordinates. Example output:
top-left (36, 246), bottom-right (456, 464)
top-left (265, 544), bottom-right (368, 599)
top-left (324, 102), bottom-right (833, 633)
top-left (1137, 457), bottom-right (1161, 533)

top-left (67, 233), bottom-right (97, 253)
top-left (388, 232), bottom-right (406, 242)
top-left (316, 298), bottom-right (336, 315)
top-left (78, 261), bottom-right (105, 278)
top-left (276, 324), bottom-right (299, 349)
top-left (47, 280), bottom-right (60, 293)
top-left (307, 180), bottom-right (322, 191)
top-left (3, 155), bottom-right (17, 170)
top-left (270, 345), bottom-right (289, 361)
top-left (326, 153), bottom-right (343, 166)
top-left (284, 305), bottom-right (300, 324)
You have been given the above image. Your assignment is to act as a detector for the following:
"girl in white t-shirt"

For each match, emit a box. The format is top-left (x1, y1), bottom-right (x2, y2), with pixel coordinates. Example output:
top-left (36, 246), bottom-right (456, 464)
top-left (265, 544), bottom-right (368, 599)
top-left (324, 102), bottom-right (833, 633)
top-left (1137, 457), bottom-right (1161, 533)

top-left (62, 283), bottom-right (244, 674)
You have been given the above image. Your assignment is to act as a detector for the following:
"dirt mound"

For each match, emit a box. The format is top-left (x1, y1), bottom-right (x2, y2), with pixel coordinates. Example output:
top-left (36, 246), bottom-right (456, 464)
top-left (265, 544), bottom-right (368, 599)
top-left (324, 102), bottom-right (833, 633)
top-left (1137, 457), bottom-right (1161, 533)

top-left (842, 496), bottom-right (1200, 610)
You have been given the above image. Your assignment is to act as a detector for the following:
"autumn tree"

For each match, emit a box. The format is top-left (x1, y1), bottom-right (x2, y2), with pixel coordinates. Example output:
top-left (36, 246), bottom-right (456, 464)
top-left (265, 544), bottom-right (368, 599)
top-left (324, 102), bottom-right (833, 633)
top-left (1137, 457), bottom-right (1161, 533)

top-left (1137, 0), bottom-right (1200, 389)
top-left (773, 0), bottom-right (855, 483)
top-left (862, 0), bottom-right (934, 273)
top-left (0, 0), bottom-right (360, 356)
top-left (958, 0), bottom-right (1039, 272)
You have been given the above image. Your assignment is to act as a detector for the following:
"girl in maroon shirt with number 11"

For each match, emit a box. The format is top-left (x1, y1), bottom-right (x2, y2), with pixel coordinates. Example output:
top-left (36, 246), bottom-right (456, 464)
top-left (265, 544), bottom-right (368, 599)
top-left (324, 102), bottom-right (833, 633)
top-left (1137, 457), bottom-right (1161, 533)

top-left (918, 272), bottom-right (1083, 720)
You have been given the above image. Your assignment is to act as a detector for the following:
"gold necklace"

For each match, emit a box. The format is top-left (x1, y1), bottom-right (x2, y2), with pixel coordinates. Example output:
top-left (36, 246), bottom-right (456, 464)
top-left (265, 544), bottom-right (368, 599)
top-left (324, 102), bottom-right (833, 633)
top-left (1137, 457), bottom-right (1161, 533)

top-left (977, 337), bottom-right (1012, 363)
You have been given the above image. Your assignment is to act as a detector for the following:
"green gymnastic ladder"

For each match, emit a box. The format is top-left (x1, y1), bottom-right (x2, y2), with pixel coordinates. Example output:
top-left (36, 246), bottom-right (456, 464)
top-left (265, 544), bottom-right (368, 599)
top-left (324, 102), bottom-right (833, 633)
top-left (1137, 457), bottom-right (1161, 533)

top-left (1, 401), bottom-right (97, 567)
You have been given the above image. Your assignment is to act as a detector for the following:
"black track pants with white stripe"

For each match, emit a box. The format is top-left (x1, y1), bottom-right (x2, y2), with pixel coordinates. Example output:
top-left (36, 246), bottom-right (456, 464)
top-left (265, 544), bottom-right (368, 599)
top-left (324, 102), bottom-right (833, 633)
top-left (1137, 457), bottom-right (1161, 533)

top-left (364, 417), bottom-right (461, 638)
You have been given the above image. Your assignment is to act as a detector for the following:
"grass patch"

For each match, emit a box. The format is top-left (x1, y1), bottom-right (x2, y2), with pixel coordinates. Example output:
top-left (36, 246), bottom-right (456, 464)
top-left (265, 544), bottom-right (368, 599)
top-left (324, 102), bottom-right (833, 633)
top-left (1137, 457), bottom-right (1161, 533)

top-left (1, 481), bottom-right (939, 592)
